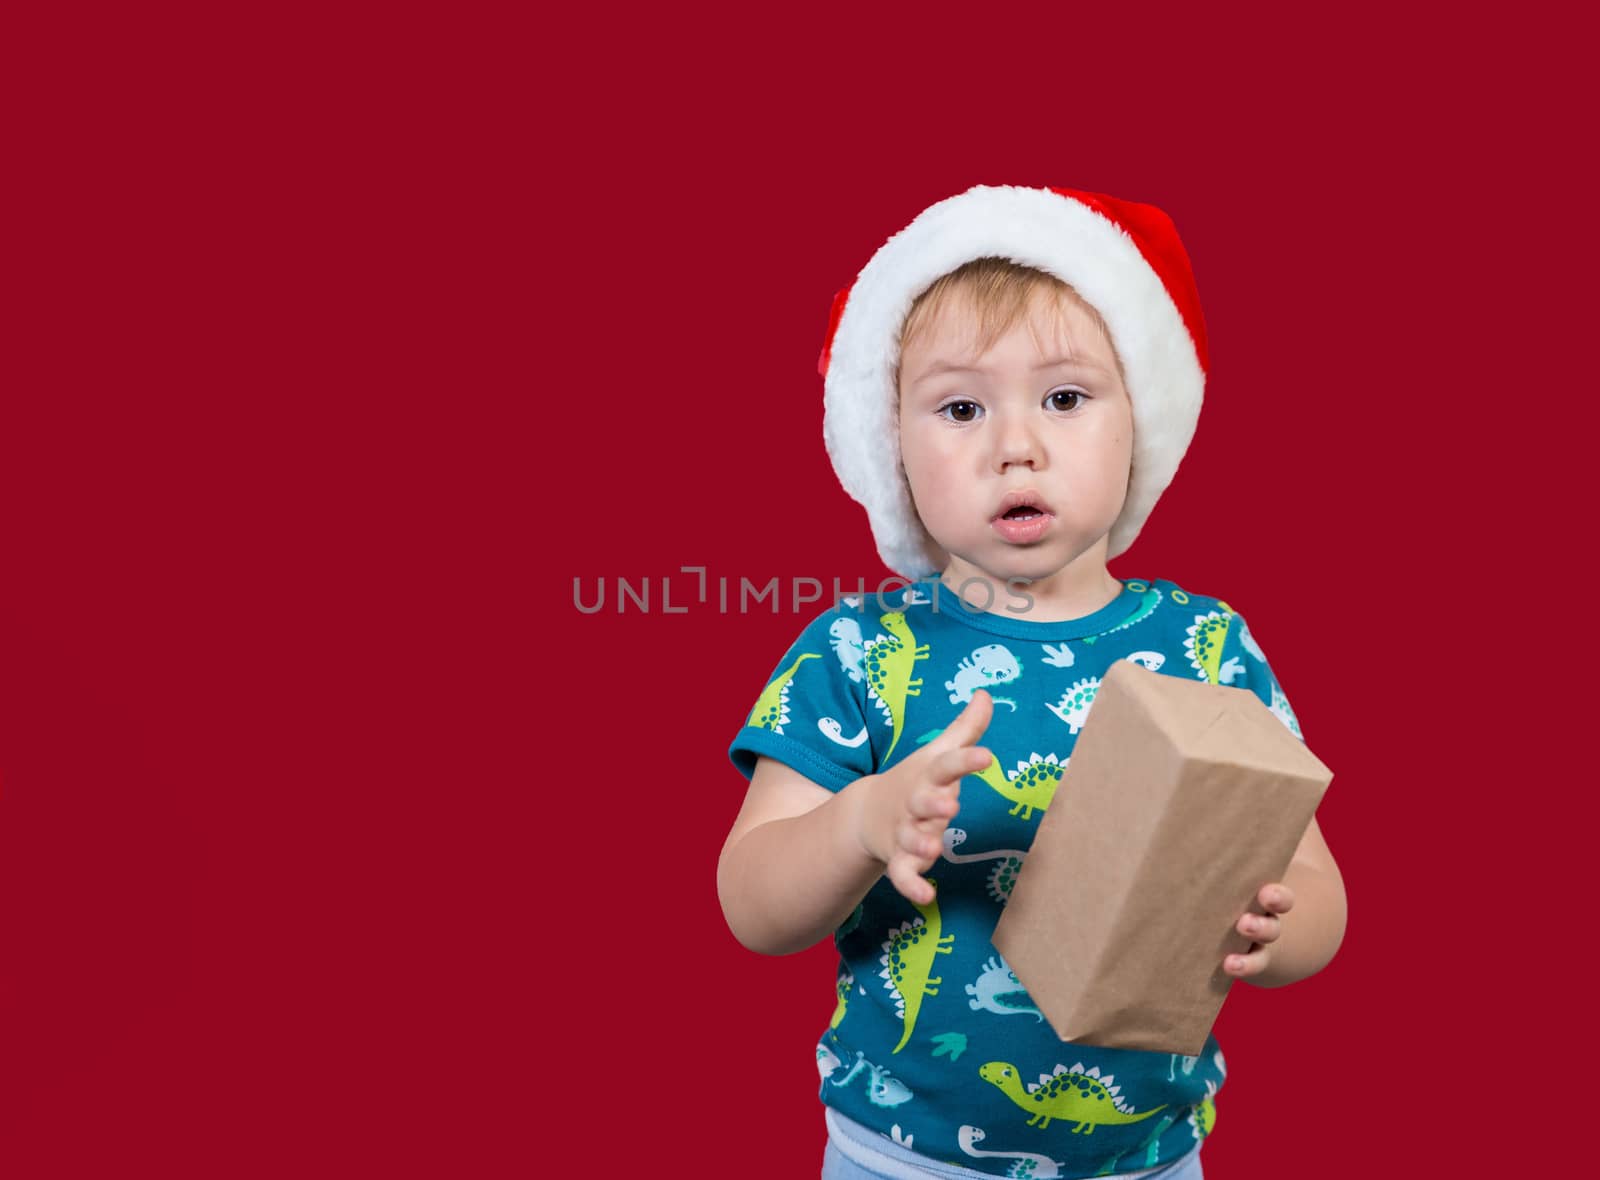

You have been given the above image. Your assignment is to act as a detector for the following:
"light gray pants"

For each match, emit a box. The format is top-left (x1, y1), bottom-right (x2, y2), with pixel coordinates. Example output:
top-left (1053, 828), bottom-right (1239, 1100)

top-left (822, 1108), bottom-right (1204, 1180)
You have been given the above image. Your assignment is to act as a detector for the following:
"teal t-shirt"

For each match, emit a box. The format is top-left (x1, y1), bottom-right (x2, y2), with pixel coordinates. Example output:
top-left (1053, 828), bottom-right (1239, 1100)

top-left (727, 576), bottom-right (1304, 1178)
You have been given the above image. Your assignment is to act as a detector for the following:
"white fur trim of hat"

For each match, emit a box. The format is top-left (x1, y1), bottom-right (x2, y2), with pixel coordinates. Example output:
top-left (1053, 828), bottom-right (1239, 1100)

top-left (818, 183), bottom-right (1210, 581)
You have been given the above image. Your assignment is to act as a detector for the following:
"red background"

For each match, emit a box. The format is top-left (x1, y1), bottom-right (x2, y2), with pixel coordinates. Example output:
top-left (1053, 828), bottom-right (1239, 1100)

top-left (2, 3), bottom-right (1586, 1175)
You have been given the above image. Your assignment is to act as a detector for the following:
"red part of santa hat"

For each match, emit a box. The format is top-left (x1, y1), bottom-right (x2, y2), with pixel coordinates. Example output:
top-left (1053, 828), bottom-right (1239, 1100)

top-left (818, 184), bottom-right (1209, 580)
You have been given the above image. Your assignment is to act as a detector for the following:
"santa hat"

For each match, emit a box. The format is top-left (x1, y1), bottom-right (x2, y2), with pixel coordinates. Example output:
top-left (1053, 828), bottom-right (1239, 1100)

top-left (818, 183), bottom-right (1209, 581)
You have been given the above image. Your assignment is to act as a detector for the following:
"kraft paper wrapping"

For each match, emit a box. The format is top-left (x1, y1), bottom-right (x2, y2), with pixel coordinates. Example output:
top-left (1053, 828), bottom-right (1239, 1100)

top-left (990, 659), bottom-right (1332, 1056)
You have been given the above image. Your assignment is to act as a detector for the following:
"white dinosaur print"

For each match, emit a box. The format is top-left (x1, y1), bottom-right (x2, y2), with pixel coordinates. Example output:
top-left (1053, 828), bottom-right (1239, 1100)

top-left (828, 616), bottom-right (867, 683)
top-left (957, 1125), bottom-right (1063, 1178)
top-left (941, 828), bottom-right (1026, 905)
top-left (1269, 681), bottom-right (1303, 739)
top-left (827, 1049), bottom-right (913, 1108)
top-left (1045, 676), bottom-right (1101, 734)
top-left (1208, 613), bottom-right (1296, 729)
top-left (941, 828), bottom-right (1026, 865)
top-left (966, 955), bottom-right (1044, 1022)
top-left (901, 586), bottom-right (932, 606)
top-left (818, 717), bottom-right (869, 747)
top-left (946, 643), bottom-right (1022, 706)
top-left (1239, 618), bottom-right (1264, 661)
top-left (1126, 650), bottom-right (1166, 672)
top-left (1040, 642), bottom-right (1074, 668)
top-left (817, 1041), bottom-right (843, 1080)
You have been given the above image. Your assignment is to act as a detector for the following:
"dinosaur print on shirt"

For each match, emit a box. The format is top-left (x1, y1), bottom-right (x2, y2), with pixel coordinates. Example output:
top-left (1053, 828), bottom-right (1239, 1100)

top-left (729, 577), bottom-right (1305, 1176)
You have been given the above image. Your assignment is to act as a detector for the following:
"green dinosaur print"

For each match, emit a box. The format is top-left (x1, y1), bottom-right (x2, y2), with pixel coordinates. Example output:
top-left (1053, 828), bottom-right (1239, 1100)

top-left (746, 652), bottom-right (820, 734)
top-left (1184, 604), bottom-right (1234, 685)
top-left (1191, 1093), bottom-right (1215, 1139)
top-left (987, 856), bottom-right (1022, 902)
top-left (864, 611), bottom-right (929, 762)
top-left (979, 1061), bottom-right (1166, 1133)
top-left (831, 968), bottom-right (854, 1030)
top-left (879, 883), bottom-right (954, 1053)
top-left (1082, 584), bottom-right (1163, 645)
top-left (1108, 1087), bottom-right (1213, 1173)
top-left (921, 730), bottom-right (1067, 822)
top-left (838, 903), bottom-right (864, 939)
top-left (970, 751), bottom-right (1066, 821)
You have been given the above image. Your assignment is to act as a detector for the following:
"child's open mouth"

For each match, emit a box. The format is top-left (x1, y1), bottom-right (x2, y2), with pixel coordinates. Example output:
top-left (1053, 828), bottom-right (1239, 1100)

top-left (992, 505), bottom-right (1054, 543)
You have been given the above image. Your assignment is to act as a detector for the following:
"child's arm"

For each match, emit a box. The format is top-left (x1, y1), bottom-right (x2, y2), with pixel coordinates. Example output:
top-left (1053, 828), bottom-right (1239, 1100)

top-left (715, 760), bottom-right (884, 956)
top-left (717, 691), bottom-right (994, 956)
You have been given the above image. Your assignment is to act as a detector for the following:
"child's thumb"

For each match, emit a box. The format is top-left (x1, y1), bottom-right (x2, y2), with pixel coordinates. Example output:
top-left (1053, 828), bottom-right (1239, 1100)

top-left (937, 689), bottom-right (994, 749)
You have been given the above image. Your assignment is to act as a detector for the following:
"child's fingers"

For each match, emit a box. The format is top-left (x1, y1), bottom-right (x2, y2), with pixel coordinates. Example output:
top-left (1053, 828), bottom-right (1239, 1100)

top-left (907, 782), bottom-right (959, 821)
top-left (1225, 944), bottom-right (1267, 976)
top-left (887, 857), bottom-right (935, 905)
top-left (1238, 912), bottom-right (1282, 944)
top-left (931, 744), bottom-right (992, 786)
top-left (897, 817), bottom-right (944, 862)
top-left (1261, 884), bottom-right (1294, 913)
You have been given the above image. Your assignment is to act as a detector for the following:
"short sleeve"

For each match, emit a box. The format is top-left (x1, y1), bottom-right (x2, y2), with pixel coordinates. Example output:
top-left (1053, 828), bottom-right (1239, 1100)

top-left (1218, 606), bottom-right (1306, 743)
top-left (727, 606), bottom-right (878, 792)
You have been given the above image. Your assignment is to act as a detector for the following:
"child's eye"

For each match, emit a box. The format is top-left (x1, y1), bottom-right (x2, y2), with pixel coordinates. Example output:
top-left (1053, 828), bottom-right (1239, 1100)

top-left (938, 400), bottom-right (981, 423)
top-left (938, 389), bottom-right (1086, 423)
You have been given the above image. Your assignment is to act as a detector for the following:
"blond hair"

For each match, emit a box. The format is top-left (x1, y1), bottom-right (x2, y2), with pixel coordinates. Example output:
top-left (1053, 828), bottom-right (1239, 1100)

top-left (894, 256), bottom-right (1125, 394)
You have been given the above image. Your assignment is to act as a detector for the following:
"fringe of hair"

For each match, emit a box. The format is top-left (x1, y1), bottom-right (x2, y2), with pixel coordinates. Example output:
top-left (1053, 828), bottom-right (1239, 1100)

top-left (894, 257), bottom-right (1123, 393)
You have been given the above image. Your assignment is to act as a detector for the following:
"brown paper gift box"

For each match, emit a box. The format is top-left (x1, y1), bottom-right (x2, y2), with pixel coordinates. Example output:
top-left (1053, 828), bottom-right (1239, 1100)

top-left (990, 658), bottom-right (1333, 1056)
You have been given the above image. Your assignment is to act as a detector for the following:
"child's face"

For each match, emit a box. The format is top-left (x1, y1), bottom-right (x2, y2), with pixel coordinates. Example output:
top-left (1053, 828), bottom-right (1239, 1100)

top-left (896, 289), bottom-right (1133, 589)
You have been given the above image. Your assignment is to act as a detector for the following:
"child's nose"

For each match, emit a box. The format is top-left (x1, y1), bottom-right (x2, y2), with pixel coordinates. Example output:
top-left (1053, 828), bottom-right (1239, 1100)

top-left (991, 416), bottom-right (1043, 471)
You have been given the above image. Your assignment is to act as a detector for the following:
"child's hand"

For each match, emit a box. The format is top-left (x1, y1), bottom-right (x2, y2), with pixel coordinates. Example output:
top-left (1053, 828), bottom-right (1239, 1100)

top-left (1224, 883), bottom-right (1296, 977)
top-left (856, 690), bottom-right (994, 906)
